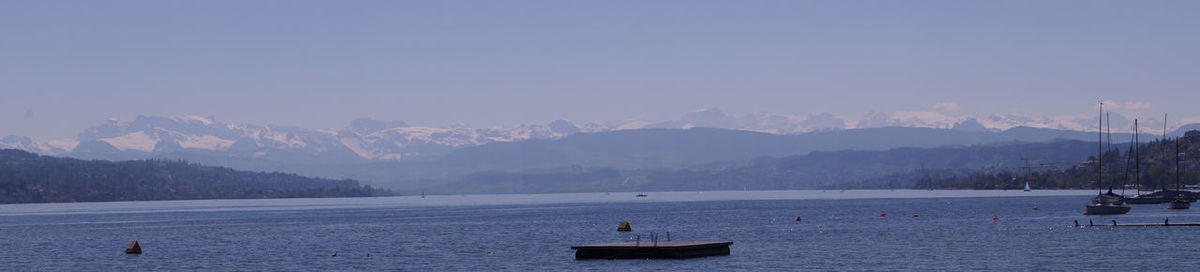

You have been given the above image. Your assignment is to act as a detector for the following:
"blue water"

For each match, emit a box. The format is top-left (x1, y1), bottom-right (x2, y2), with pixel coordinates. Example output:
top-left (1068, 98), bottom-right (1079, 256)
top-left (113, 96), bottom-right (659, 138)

top-left (3, 190), bottom-right (1200, 271)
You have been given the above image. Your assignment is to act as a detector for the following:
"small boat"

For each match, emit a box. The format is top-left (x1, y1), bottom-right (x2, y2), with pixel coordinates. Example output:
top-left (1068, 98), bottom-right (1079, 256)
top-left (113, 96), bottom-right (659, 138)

top-left (1024, 182), bottom-right (1031, 192)
top-left (1169, 197), bottom-right (1191, 210)
top-left (635, 194), bottom-right (648, 197)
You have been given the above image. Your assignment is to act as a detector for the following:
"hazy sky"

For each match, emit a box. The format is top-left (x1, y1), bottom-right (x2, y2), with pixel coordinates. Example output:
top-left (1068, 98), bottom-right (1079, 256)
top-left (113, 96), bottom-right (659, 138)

top-left (3, 1), bottom-right (1199, 139)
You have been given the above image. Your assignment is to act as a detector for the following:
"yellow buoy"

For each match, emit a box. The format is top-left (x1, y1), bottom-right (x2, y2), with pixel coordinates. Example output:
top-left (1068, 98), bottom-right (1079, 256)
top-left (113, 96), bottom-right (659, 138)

top-left (617, 221), bottom-right (632, 232)
top-left (125, 240), bottom-right (142, 254)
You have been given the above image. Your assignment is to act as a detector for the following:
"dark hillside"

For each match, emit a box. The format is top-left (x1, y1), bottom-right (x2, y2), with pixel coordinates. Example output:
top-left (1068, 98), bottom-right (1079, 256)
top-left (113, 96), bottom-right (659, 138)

top-left (0, 149), bottom-right (386, 204)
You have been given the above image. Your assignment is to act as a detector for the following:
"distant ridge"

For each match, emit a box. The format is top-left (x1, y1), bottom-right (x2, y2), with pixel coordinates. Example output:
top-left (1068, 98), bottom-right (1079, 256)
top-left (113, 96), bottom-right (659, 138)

top-left (437, 126), bottom-right (1145, 170)
top-left (433, 140), bottom-right (1102, 194)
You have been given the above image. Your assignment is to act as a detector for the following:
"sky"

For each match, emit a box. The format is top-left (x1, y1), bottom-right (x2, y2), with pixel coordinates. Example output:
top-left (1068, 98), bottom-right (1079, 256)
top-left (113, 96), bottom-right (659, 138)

top-left (3, 1), bottom-right (1200, 139)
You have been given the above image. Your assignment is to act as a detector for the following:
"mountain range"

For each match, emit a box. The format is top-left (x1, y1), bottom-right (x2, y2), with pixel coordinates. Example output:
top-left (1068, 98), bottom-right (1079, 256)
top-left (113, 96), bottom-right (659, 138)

top-left (4, 108), bottom-right (1195, 165)
top-left (61, 124), bottom-right (1157, 193)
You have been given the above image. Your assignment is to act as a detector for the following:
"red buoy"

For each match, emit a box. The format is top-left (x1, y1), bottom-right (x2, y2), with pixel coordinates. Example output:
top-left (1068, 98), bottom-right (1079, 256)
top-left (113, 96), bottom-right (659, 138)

top-left (992, 216), bottom-right (999, 220)
top-left (1033, 206), bottom-right (1039, 210)
top-left (913, 214), bottom-right (919, 217)
top-left (1083, 212), bottom-right (1089, 215)
top-left (880, 212), bottom-right (886, 217)
top-left (795, 217), bottom-right (802, 222)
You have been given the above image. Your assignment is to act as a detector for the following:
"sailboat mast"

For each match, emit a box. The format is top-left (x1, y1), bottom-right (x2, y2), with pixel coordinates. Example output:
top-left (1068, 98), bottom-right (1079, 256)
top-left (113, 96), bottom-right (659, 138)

top-left (1107, 112), bottom-right (1112, 154)
top-left (1107, 112), bottom-right (1116, 193)
top-left (1135, 119), bottom-right (1140, 194)
top-left (1164, 113), bottom-right (1169, 142)
top-left (1176, 138), bottom-right (1181, 191)
top-left (1098, 101), bottom-right (1103, 194)
top-left (1124, 133), bottom-right (1133, 196)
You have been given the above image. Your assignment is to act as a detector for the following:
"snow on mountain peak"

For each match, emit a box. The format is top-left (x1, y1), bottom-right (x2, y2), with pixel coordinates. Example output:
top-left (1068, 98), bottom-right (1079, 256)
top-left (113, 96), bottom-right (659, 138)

top-left (99, 131), bottom-right (158, 152)
top-left (1, 135), bottom-right (77, 155)
top-left (171, 115), bottom-right (215, 126)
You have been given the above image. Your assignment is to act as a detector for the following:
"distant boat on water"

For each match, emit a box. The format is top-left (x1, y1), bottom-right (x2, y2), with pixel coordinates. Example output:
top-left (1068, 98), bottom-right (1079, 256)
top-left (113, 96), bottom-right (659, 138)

top-left (636, 194), bottom-right (648, 198)
top-left (1019, 158), bottom-right (1033, 192)
top-left (1169, 197), bottom-right (1190, 210)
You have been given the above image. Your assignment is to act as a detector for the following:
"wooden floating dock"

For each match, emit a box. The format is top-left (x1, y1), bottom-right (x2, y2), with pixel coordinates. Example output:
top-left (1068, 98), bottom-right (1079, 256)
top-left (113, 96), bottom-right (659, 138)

top-left (1112, 223), bottom-right (1200, 227)
top-left (571, 241), bottom-right (733, 260)
top-left (1076, 219), bottom-right (1200, 227)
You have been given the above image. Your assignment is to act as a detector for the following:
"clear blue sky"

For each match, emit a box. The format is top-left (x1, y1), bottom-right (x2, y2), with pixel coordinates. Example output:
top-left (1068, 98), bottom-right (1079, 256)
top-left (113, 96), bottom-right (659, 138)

top-left (3, 1), bottom-right (1199, 139)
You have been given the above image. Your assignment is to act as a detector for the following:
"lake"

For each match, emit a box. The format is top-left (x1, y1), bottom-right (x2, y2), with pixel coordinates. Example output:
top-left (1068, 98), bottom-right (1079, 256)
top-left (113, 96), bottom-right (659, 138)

top-left (3, 190), bottom-right (1200, 271)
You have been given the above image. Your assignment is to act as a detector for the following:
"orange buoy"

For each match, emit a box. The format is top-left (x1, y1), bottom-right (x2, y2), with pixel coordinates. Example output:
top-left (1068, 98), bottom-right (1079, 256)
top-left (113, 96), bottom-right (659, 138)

top-left (880, 212), bottom-right (886, 217)
top-left (1033, 206), bottom-right (1039, 210)
top-left (795, 217), bottom-right (802, 222)
top-left (912, 214), bottom-right (919, 217)
top-left (992, 216), bottom-right (999, 220)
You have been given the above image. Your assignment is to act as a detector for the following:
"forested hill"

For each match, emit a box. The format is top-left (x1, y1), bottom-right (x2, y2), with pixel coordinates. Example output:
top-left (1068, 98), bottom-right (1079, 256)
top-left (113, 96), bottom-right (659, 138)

top-left (0, 149), bottom-right (387, 204)
top-left (916, 130), bottom-right (1200, 190)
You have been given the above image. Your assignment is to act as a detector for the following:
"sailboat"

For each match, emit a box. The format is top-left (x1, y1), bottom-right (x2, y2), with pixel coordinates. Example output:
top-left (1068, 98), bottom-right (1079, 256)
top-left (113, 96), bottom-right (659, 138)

top-left (1021, 159), bottom-right (1032, 192)
top-left (1169, 138), bottom-right (1190, 210)
top-left (1126, 119), bottom-right (1158, 204)
top-left (1086, 102), bottom-right (1130, 215)
top-left (1127, 115), bottom-right (1199, 204)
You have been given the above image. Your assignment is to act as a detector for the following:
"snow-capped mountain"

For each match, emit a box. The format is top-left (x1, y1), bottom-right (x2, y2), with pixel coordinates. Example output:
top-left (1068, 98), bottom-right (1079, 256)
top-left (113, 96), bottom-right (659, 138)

top-left (641, 108), bottom-right (1130, 134)
top-left (335, 118), bottom-right (605, 160)
top-left (653, 108), bottom-right (1157, 134)
top-left (3, 115), bottom-right (615, 163)
top-left (645, 109), bottom-right (847, 134)
top-left (0, 135), bottom-right (76, 155)
top-left (2, 109), bottom-right (1192, 163)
